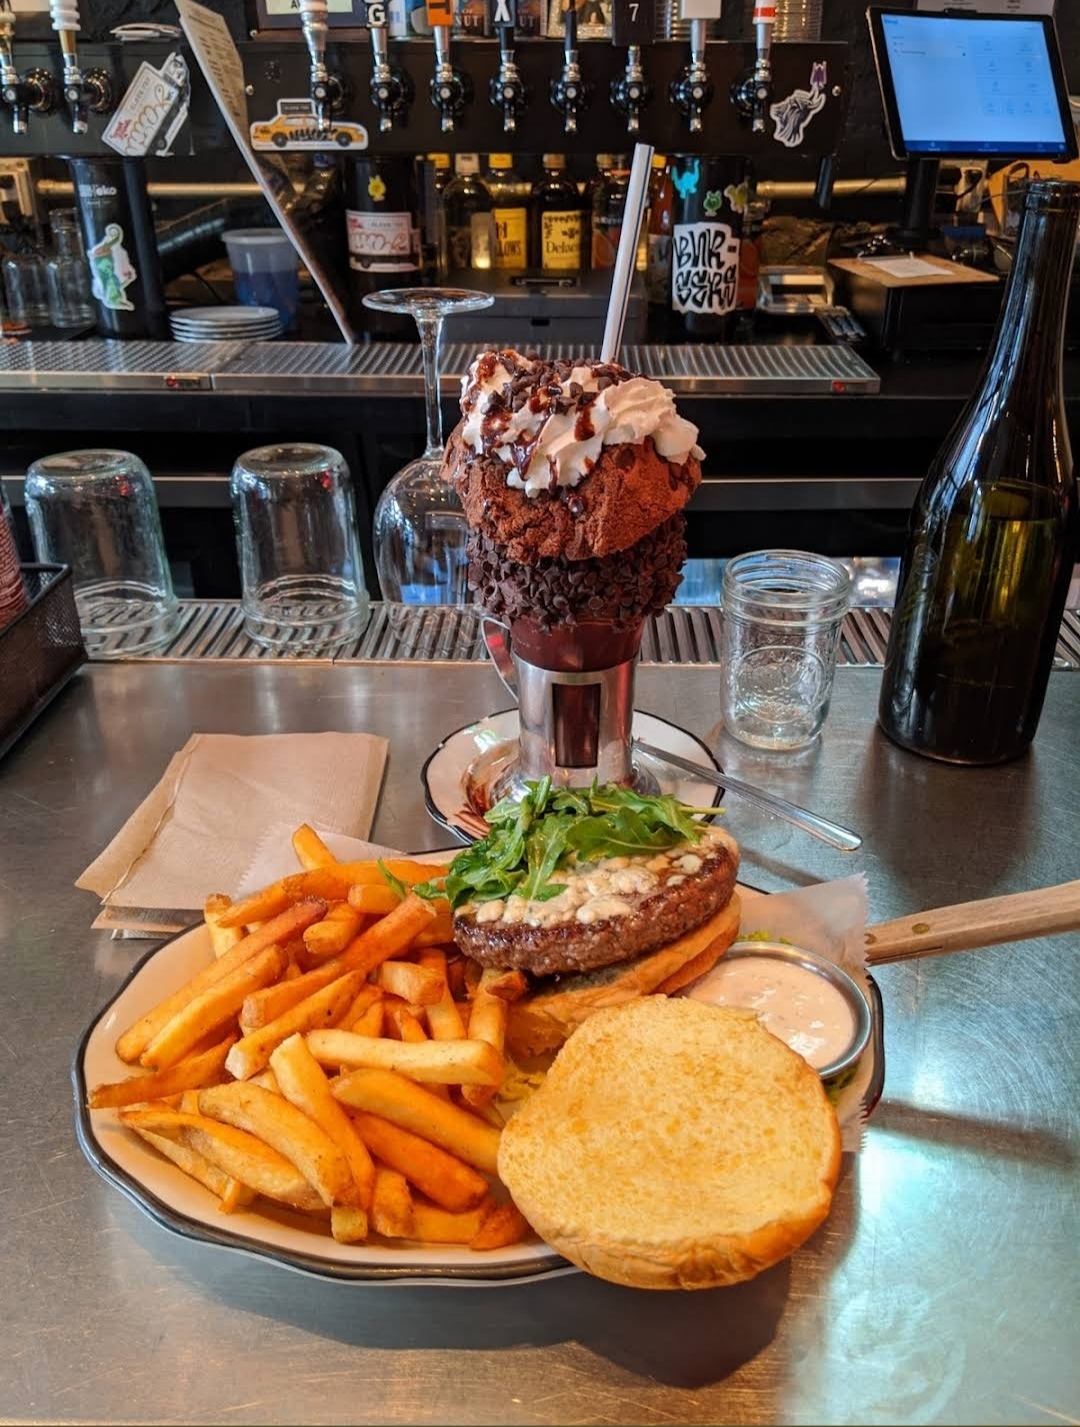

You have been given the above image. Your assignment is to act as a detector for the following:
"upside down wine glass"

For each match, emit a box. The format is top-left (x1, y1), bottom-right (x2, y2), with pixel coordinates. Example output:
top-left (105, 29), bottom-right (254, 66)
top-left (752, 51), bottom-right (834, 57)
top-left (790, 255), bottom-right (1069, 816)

top-left (362, 288), bottom-right (494, 631)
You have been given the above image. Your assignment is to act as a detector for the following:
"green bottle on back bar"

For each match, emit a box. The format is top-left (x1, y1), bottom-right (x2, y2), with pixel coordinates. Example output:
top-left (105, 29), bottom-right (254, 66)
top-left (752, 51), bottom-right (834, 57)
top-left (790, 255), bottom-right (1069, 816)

top-left (878, 179), bottom-right (1080, 765)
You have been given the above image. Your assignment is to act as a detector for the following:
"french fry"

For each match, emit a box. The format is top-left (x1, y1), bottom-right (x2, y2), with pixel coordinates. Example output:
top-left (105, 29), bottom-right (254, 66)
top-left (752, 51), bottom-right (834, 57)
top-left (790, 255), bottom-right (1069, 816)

top-left (88, 1034), bottom-right (236, 1110)
top-left (240, 957), bottom-right (348, 1032)
top-left (330, 1206), bottom-right (369, 1243)
top-left (303, 903), bottom-right (363, 961)
top-left (370, 1166), bottom-right (414, 1239)
top-left (140, 945), bottom-right (287, 1071)
top-left (336, 893), bottom-right (440, 979)
top-left (348, 1110), bottom-right (488, 1212)
top-left (248, 1067), bottom-right (281, 1094)
top-left (406, 1201), bottom-right (487, 1245)
top-left (309, 1030), bottom-right (503, 1087)
top-left (375, 959), bottom-right (445, 1007)
top-left (332, 1068), bottom-right (501, 1175)
top-left (204, 894), bottom-right (244, 959)
top-left (385, 1003), bottom-right (428, 1043)
top-left (480, 967), bottom-right (530, 1004)
top-left (115, 899), bottom-right (327, 1063)
top-left (125, 1122), bottom-right (232, 1200)
top-left (342, 1000), bottom-right (385, 1038)
top-left (292, 823), bottom-right (338, 870)
top-left (337, 983), bottom-right (383, 1032)
top-left (119, 1107), bottom-right (325, 1212)
top-left (418, 949), bottom-right (466, 1041)
top-left (461, 968), bottom-right (510, 1109)
top-left (347, 884), bottom-right (402, 917)
top-left (218, 1176), bottom-right (257, 1214)
top-left (469, 1201), bottom-right (530, 1251)
top-left (412, 914), bottom-right (455, 949)
top-left (198, 1082), bottom-right (358, 1208)
top-left (270, 1033), bottom-right (375, 1210)
top-left (226, 970), bottom-right (365, 1081)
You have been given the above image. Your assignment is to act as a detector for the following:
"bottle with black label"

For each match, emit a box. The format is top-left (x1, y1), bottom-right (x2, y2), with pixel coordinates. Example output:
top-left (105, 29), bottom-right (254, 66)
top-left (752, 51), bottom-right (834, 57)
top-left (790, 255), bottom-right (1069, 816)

top-left (878, 180), bottom-right (1080, 765)
top-left (591, 155), bottom-right (629, 271)
top-left (442, 153), bottom-right (493, 274)
top-left (68, 157), bottom-right (167, 340)
top-left (667, 154), bottom-right (748, 342)
top-left (345, 155), bottom-right (421, 336)
top-left (530, 154), bottom-right (585, 274)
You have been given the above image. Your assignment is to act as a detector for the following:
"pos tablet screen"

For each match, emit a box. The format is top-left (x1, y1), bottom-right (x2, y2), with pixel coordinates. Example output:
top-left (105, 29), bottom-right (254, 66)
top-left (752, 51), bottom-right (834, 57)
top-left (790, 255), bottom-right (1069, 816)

top-left (868, 8), bottom-right (1077, 162)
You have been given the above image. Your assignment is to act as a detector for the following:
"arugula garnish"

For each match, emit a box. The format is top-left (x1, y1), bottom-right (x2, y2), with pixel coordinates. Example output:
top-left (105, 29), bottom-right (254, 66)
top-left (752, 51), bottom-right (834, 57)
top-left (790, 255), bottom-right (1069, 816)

top-left (437, 780), bottom-right (719, 910)
top-left (377, 859), bottom-right (409, 902)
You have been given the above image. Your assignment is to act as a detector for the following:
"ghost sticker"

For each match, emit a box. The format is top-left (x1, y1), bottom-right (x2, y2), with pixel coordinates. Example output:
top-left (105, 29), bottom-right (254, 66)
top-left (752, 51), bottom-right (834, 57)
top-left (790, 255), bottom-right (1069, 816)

top-left (672, 159), bottom-right (701, 201)
top-left (89, 223), bottom-right (137, 312)
top-left (769, 60), bottom-right (827, 149)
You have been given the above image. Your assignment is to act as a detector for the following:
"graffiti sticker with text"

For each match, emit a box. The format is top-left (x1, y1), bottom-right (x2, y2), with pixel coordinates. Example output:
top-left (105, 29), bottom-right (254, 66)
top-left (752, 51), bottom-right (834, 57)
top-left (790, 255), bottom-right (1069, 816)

top-left (672, 222), bottom-right (740, 318)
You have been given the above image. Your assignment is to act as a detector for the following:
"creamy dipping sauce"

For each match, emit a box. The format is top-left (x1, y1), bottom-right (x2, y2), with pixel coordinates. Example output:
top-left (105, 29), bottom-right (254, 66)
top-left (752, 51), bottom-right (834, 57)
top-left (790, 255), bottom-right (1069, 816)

top-left (703, 956), bottom-right (857, 1071)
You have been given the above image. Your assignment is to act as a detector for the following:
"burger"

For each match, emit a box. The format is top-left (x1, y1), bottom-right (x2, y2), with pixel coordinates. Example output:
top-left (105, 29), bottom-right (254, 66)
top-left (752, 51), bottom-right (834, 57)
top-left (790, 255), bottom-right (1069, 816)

top-left (439, 780), bottom-right (742, 1059)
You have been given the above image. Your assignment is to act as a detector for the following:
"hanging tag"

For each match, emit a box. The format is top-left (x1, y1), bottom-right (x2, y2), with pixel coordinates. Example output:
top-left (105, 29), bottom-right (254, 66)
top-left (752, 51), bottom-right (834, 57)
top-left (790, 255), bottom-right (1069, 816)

top-left (102, 53), bottom-right (189, 158)
top-left (488, 0), bottom-right (517, 27)
top-left (426, 0), bottom-right (454, 24)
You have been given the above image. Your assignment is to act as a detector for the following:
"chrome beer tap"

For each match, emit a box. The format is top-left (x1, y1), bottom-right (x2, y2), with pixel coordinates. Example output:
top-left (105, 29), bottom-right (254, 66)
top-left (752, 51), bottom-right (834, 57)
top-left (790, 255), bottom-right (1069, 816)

top-left (670, 18), bottom-right (712, 133)
top-left (0, 2), bottom-right (27, 135)
top-left (550, 2), bottom-right (587, 136)
top-left (430, 20), bottom-right (468, 133)
top-left (489, 1), bottom-right (525, 134)
top-left (297, 0), bottom-right (342, 136)
top-left (732, 0), bottom-right (775, 134)
top-left (610, 45), bottom-right (649, 135)
top-left (365, 2), bottom-right (410, 134)
top-left (49, 0), bottom-right (111, 134)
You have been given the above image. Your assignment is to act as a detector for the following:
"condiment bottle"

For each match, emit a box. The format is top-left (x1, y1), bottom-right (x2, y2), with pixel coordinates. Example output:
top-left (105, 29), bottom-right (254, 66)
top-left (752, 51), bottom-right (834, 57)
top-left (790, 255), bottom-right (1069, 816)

top-left (878, 179), bottom-right (1080, 764)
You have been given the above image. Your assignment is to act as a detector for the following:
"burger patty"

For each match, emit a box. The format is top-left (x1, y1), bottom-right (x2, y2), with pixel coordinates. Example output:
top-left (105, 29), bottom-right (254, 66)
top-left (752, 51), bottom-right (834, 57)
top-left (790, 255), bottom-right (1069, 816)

top-left (453, 826), bottom-right (739, 977)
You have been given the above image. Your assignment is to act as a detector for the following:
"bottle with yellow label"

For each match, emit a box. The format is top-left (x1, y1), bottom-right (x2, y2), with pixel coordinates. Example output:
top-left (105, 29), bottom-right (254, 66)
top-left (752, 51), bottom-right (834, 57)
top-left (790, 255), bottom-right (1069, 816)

top-left (485, 153), bottom-right (529, 273)
top-left (530, 154), bottom-right (585, 275)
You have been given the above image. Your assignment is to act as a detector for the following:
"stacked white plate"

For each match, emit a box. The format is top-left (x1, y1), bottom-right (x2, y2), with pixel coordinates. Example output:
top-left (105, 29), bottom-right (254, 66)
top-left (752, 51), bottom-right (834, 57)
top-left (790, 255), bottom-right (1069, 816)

top-left (169, 306), bottom-right (282, 342)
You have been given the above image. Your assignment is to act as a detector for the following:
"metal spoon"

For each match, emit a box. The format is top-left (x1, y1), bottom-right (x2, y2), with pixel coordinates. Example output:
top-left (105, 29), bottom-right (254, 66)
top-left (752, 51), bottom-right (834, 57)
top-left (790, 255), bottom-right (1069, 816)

top-left (633, 739), bottom-right (863, 853)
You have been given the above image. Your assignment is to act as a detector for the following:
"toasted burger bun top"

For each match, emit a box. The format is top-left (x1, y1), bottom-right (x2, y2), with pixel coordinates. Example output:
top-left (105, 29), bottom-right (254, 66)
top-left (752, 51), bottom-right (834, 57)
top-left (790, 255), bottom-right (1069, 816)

top-left (505, 894), bottom-right (742, 1059)
top-left (498, 997), bottom-right (842, 1291)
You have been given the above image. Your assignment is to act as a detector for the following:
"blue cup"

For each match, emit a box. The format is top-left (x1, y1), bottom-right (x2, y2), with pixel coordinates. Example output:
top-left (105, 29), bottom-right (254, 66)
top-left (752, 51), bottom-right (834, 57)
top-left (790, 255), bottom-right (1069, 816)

top-left (222, 228), bottom-right (300, 329)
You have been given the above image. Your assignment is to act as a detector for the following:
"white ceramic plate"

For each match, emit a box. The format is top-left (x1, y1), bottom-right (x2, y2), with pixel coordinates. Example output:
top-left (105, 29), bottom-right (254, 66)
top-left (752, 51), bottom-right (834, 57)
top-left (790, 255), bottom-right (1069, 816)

top-left (73, 919), bottom-right (573, 1286)
top-left (422, 708), bottom-right (724, 843)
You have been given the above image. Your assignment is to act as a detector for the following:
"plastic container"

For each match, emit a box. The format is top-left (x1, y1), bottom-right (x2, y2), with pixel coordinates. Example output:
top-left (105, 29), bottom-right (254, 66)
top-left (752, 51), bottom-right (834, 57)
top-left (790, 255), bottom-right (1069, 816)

top-left (222, 228), bottom-right (300, 329)
top-left (0, 563), bottom-right (87, 761)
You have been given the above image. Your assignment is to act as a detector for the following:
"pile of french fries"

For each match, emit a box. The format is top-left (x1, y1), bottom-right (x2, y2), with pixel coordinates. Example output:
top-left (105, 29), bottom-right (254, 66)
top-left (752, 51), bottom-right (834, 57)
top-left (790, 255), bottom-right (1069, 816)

top-left (86, 824), bottom-right (532, 1251)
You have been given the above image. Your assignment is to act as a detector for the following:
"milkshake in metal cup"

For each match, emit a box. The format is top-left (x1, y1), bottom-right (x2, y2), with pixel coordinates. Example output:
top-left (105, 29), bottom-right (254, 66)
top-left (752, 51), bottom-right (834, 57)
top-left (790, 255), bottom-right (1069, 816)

top-left (443, 350), bottom-right (704, 789)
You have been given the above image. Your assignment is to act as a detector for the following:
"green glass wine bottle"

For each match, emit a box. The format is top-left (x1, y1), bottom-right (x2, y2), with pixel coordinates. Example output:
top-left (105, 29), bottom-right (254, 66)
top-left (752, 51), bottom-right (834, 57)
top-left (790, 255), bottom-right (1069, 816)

top-left (878, 179), bottom-right (1080, 765)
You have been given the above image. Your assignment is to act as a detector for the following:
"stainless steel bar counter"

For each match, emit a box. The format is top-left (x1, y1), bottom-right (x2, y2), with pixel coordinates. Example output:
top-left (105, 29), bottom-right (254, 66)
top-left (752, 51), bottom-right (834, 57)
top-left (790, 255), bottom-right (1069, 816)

top-left (1, 660), bottom-right (1077, 1426)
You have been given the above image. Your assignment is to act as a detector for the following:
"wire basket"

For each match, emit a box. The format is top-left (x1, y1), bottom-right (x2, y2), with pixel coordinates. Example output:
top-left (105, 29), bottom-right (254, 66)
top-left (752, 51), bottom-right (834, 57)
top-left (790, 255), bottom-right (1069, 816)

top-left (0, 563), bottom-right (87, 762)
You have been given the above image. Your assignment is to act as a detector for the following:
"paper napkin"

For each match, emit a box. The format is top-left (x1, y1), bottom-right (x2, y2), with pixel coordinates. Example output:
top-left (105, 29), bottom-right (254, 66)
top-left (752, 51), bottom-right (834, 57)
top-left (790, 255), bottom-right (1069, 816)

top-left (78, 731), bottom-right (388, 932)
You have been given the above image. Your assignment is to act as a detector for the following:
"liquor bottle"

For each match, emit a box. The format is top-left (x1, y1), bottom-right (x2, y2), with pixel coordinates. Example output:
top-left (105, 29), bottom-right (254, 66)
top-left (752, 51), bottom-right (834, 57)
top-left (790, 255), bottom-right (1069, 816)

top-left (69, 157), bottom-right (167, 339)
top-left (668, 154), bottom-right (747, 342)
top-left (420, 152), bottom-right (452, 280)
top-left (344, 155), bottom-right (421, 336)
top-left (878, 179), bottom-right (1080, 765)
top-left (645, 153), bottom-right (673, 306)
top-left (442, 153), bottom-right (493, 273)
top-left (591, 155), bottom-right (629, 271)
top-left (530, 154), bottom-right (585, 274)
top-left (485, 154), bottom-right (528, 273)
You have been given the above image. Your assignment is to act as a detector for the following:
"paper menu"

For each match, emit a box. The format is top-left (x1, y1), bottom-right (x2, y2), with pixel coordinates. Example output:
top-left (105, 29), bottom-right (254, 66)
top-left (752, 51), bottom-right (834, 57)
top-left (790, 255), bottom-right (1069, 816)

top-left (175, 0), bottom-right (357, 343)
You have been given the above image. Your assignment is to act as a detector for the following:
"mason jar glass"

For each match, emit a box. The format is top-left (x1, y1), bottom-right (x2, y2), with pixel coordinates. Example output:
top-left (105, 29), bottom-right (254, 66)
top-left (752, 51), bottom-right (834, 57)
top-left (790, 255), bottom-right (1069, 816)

top-left (720, 550), bottom-right (851, 750)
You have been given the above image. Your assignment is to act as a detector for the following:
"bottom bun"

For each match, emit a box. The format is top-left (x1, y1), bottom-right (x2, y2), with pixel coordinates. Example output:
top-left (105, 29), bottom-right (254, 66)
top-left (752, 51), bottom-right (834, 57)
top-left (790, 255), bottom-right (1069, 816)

top-left (498, 997), bottom-right (842, 1291)
top-left (505, 895), bottom-right (742, 1059)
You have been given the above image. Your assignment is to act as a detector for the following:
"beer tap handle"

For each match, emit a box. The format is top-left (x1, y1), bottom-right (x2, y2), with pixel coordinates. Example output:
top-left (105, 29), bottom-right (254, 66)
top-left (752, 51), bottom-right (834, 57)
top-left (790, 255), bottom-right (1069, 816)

top-left (297, 0), bottom-right (340, 135)
top-left (364, 2), bottom-right (410, 134)
top-left (488, 1), bottom-right (525, 134)
top-left (551, 2), bottom-right (586, 136)
top-left (610, 0), bottom-right (653, 134)
top-left (50, 0), bottom-right (87, 133)
top-left (732, 0), bottom-right (775, 134)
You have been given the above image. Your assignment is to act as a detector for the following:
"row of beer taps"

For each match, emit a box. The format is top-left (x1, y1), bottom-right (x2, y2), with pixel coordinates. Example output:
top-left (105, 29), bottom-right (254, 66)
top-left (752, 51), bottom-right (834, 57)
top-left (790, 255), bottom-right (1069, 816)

top-left (0, 0), bottom-right (111, 135)
top-left (302, 0), bottom-right (776, 140)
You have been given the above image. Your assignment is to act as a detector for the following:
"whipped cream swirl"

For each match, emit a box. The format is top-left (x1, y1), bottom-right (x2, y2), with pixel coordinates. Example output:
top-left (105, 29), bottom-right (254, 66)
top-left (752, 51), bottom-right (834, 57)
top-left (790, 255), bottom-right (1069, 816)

top-left (459, 350), bottom-right (705, 498)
